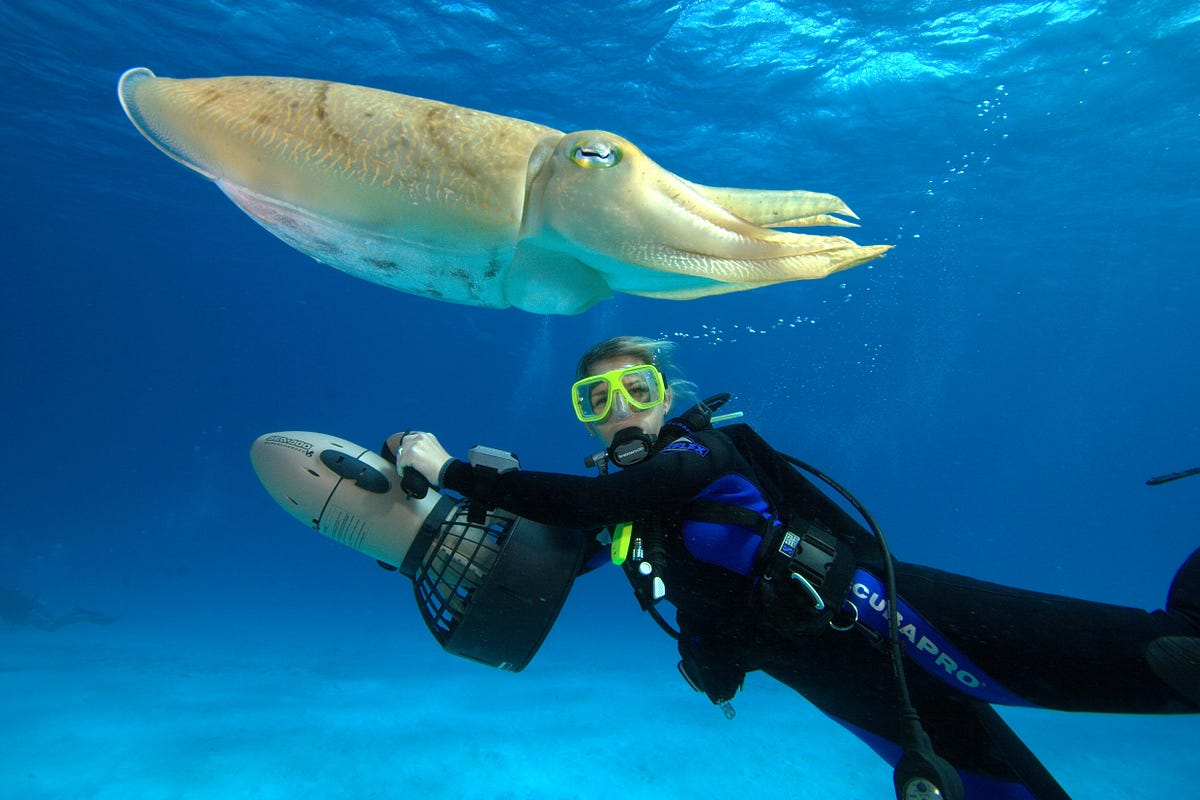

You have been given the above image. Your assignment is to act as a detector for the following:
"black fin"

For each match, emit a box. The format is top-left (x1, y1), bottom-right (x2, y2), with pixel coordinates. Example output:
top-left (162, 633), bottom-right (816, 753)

top-left (1146, 636), bottom-right (1200, 707)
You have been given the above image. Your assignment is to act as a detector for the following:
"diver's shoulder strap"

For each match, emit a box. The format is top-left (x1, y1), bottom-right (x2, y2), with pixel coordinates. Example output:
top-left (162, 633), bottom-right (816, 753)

top-left (684, 499), bottom-right (773, 534)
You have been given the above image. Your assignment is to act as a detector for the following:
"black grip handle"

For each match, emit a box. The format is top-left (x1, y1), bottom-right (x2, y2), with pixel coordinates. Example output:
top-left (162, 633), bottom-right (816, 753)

top-left (401, 466), bottom-right (430, 499)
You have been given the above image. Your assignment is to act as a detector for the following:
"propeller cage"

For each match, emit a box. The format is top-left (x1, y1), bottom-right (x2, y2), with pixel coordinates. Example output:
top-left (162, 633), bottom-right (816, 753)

top-left (413, 501), bottom-right (588, 672)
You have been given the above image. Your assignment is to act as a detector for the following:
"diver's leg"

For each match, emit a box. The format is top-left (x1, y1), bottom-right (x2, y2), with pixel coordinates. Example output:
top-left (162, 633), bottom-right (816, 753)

top-left (1164, 546), bottom-right (1200, 628)
top-left (760, 634), bottom-right (1072, 798)
top-left (1146, 547), bottom-right (1200, 705)
top-left (966, 701), bottom-right (1073, 800)
top-left (893, 547), bottom-right (1200, 713)
top-left (905, 681), bottom-right (1073, 800)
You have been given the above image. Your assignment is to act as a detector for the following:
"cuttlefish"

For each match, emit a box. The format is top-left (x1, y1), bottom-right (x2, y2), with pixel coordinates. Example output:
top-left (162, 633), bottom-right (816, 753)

top-left (118, 67), bottom-right (890, 314)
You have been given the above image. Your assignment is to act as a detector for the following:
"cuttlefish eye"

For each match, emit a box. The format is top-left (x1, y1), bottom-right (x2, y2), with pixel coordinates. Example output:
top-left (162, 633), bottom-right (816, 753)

top-left (570, 140), bottom-right (622, 169)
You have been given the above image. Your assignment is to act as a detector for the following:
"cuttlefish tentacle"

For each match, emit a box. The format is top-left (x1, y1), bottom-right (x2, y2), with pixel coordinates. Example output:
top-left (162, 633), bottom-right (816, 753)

top-left (119, 67), bottom-right (890, 315)
top-left (683, 182), bottom-right (861, 228)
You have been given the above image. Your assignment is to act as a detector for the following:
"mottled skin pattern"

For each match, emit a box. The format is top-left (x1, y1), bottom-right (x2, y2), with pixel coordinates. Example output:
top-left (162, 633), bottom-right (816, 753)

top-left (119, 68), bottom-right (890, 314)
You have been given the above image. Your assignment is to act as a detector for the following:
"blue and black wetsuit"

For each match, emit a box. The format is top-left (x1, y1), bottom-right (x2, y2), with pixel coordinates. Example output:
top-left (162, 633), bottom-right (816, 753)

top-left (439, 425), bottom-right (1200, 799)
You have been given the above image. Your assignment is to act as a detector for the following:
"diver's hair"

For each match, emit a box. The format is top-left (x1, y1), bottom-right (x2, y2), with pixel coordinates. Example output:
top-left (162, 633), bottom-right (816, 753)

top-left (575, 335), bottom-right (697, 405)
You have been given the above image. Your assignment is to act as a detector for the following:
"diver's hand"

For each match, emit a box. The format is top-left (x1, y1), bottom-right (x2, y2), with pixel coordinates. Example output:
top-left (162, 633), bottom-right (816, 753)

top-left (395, 431), bottom-right (453, 489)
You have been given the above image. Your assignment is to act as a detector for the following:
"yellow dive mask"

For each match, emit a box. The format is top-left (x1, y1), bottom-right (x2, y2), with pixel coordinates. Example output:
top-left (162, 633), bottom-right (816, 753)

top-left (571, 364), bottom-right (666, 423)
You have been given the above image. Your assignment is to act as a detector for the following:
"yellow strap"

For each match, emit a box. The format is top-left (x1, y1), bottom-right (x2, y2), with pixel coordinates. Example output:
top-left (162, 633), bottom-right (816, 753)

top-left (611, 521), bottom-right (633, 565)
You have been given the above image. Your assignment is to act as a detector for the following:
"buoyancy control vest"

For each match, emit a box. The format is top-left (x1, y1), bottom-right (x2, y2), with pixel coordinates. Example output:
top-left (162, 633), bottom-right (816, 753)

top-left (613, 395), bottom-right (868, 638)
top-left (696, 421), bottom-right (862, 635)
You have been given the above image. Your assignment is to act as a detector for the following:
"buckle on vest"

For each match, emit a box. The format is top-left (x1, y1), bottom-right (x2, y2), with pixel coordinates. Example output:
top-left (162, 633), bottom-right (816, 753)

top-left (789, 570), bottom-right (825, 611)
top-left (775, 522), bottom-right (838, 605)
top-left (757, 520), bottom-right (847, 634)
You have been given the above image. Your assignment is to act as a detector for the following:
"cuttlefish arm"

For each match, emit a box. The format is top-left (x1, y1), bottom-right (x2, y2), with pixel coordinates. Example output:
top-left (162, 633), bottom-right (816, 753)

top-left (683, 182), bottom-right (862, 229)
top-left (519, 130), bottom-right (890, 300)
top-left (119, 68), bottom-right (890, 314)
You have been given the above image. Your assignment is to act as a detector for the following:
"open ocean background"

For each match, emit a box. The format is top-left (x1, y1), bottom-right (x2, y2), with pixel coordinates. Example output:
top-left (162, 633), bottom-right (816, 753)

top-left (2, 2), bottom-right (1197, 797)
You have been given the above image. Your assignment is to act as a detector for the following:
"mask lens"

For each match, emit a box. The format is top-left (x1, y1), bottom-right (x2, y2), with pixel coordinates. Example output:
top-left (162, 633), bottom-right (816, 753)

top-left (618, 366), bottom-right (662, 409)
top-left (573, 377), bottom-right (613, 422)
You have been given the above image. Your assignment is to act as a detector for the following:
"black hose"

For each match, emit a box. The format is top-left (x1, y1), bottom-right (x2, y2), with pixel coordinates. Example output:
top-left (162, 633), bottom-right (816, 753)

top-left (779, 452), bottom-right (962, 800)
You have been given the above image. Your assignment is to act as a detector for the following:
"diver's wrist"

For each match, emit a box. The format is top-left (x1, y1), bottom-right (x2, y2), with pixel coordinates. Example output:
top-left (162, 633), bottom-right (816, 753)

top-left (440, 459), bottom-right (472, 493)
top-left (436, 457), bottom-right (454, 490)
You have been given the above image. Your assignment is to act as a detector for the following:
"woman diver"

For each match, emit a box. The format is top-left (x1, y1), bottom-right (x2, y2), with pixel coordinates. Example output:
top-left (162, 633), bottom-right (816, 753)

top-left (394, 335), bottom-right (1200, 800)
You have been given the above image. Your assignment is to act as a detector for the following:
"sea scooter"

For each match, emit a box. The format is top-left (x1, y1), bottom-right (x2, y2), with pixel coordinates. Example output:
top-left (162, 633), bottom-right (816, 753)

top-left (250, 431), bottom-right (588, 672)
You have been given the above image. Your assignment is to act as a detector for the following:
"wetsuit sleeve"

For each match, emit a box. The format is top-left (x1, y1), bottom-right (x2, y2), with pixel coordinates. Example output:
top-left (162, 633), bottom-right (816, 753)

top-left (439, 436), bottom-right (729, 529)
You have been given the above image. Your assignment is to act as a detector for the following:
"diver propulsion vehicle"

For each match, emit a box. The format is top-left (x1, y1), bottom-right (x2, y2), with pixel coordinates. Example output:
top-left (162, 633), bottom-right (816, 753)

top-left (249, 431), bottom-right (588, 671)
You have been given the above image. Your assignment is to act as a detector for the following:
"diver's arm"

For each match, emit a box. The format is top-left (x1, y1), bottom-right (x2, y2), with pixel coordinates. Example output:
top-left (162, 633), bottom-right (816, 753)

top-left (440, 446), bottom-right (722, 529)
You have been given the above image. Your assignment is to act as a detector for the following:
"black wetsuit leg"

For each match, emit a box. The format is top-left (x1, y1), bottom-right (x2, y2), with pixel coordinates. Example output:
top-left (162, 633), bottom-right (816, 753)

top-left (760, 628), bottom-right (1071, 798)
top-left (890, 547), bottom-right (1200, 713)
top-left (758, 548), bottom-right (1199, 797)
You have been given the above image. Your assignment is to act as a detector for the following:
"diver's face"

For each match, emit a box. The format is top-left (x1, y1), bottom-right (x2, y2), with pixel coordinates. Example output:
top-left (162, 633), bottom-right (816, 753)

top-left (583, 355), bottom-right (672, 447)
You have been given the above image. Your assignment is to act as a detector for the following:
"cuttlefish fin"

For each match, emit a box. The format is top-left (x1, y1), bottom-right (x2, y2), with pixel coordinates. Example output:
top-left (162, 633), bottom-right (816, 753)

top-left (685, 182), bottom-right (863, 228)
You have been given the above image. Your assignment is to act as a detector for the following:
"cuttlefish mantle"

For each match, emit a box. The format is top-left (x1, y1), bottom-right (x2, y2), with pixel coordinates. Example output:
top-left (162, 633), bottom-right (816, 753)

top-left (118, 67), bottom-right (891, 315)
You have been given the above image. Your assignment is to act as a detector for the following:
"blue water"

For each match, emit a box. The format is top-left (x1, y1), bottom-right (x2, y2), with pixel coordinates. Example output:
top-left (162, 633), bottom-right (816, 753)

top-left (2, 2), bottom-right (1198, 798)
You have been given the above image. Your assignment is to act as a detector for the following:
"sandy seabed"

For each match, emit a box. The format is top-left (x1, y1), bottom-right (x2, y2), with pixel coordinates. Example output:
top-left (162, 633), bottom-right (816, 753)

top-left (3, 605), bottom-right (1198, 800)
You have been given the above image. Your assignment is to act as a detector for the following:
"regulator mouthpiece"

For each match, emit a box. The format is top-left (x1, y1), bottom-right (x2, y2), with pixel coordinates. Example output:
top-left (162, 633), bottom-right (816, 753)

top-left (607, 426), bottom-right (657, 468)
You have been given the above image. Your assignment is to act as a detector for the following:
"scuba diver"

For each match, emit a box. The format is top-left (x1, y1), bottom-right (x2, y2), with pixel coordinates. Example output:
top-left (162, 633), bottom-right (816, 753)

top-left (0, 585), bottom-right (118, 631)
top-left (393, 335), bottom-right (1200, 800)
